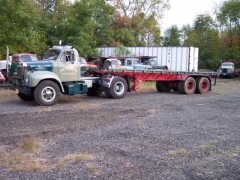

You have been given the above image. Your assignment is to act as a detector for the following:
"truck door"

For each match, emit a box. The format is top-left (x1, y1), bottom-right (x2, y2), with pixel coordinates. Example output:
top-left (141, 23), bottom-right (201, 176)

top-left (58, 51), bottom-right (80, 82)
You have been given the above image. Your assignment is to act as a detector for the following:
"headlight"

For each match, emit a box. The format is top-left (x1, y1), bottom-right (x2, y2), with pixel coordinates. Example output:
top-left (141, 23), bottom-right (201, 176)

top-left (24, 74), bottom-right (29, 85)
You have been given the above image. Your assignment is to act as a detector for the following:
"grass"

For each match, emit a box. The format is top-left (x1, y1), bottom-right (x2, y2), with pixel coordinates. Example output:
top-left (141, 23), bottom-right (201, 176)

top-left (41, 107), bottom-right (52, 112)
top-left (0, 137), bottom-right (95, 172)
top-left (19, 137), bottom-right (41, 153)
top-left (90, 165), bottom-right (100, 173)
top-left (0, 137), bottom-right (53, 172)
top-left (0, 88), bottom-right (18, 102)
top-left (168, 148), bottom-right (188, 156)
top-left (137, 81), bottom-right (156, 92)
top-left (60, 153), bottom-right (93, 162)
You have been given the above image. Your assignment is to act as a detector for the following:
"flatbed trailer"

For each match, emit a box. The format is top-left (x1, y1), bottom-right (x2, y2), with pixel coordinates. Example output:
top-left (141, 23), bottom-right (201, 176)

top-left (9, 45), bottom-right (219, 106)
top-left (95, 69), bottom-right (218, 95)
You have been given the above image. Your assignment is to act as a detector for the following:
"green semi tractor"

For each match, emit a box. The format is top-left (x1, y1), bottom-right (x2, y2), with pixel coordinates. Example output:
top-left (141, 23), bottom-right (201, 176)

top-left (9, 45), bottom-right (128, 106)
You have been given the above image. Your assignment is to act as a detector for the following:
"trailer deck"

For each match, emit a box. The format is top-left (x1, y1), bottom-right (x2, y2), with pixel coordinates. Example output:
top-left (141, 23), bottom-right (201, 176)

top-left (96, 69), bottom-right (218, 94)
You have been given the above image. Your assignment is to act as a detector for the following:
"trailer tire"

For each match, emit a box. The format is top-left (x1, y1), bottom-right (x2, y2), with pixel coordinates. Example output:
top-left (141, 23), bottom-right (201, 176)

top-left (17, 93), bottom-right (34, 101)
top-left (177, 81), bottom-right (185, 94)
top-left (156, 81), bottom-right (171, 92)
top-left (34, 81), bottom-right (60, 106)
top-left (196, 77), bottom-right (210, 94)
top-left (108, 76), bottom-right (127, 99)
top-left (87, 87), bottom-right (103, 96)
top-left (156, 81), bottom-right (163, 92)
top-left (182, 77), bottom-right (196, 94)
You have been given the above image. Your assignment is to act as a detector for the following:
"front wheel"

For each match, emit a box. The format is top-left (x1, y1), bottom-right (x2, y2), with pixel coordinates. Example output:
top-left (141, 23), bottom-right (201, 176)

top-left (34, 81), bottom-right (60, 106)
top-left (107, 76), bottom-right (127, 99)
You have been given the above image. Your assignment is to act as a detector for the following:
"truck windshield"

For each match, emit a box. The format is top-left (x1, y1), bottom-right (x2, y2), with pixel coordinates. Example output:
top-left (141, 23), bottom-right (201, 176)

top-left (133, 59), bottom-right (141, 64)
top-left (79, 58), bottom-right (87, 64)
top-left (111, 60), bottom-right (121, 65)
top-left (149, 59), bottom-right (157, 65)
top-left (222, 63), bottom-right (233, 67)
top-left (43, 49), bottom-right (61, 60)
top-left (20, 55), bottom-right (39, 62)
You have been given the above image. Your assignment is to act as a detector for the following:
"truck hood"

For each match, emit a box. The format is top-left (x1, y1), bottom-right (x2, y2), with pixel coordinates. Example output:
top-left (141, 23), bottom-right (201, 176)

top-left (133, 64), bottom-right (148, 70)
top-left (22, 61), bottom-right (53, 71)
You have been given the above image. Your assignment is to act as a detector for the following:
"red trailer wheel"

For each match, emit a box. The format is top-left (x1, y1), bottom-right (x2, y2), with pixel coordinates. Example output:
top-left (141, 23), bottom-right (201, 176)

top-left (182, 77), bottom-right (196, 94)
top-left (196, 77), bottom-right (210, 94)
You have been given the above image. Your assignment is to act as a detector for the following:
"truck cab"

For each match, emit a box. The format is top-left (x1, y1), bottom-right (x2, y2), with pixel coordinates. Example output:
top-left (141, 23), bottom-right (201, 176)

top-left (124, 58), bottom-right (150, 70)
top-left (103, 58), bottom-right (133, 69)
top-left (218, 59), bottom-right (240, 78)
top-left (10, 45), bottom-right (106, 106)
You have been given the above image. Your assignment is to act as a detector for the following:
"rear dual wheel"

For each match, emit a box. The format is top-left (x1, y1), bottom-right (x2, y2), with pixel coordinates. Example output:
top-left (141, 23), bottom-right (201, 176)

top-left (177, 77), bottom-right (196, 94)
top-left (178, 77), bottom-right (210, 94)
top-left (182, 77), bottom-right (196, 94)
top-left (156, 81), bottom-right (171, 92)
top-left (195, 77), bottom-right (210, 94)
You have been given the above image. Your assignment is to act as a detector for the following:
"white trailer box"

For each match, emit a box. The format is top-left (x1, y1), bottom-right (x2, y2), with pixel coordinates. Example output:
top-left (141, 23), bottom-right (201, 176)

top-left (97, 46), bottom-right (199, 71)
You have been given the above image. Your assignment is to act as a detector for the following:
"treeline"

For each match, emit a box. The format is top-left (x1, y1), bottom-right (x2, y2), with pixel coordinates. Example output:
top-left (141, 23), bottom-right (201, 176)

top-left (0, 0), bottom-right (239, 70)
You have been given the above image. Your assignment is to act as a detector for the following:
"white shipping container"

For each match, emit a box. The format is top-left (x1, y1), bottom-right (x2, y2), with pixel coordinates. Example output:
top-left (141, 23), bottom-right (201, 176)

top-left (97, 46), bottom-right (199, 71)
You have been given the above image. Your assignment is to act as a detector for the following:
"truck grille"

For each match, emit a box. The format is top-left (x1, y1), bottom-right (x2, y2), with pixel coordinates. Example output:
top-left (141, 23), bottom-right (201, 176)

top-left (222, 68), bottom-right (227, 73)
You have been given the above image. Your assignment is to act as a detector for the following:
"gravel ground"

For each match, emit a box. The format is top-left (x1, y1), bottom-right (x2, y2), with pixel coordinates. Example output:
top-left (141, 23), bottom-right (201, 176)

top-left (0, 78), bottom-right (240, 180)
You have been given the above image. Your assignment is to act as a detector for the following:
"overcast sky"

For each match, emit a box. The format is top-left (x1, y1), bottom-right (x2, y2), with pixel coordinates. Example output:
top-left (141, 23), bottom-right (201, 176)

top-left (161, 0), bottom-right (223, 33)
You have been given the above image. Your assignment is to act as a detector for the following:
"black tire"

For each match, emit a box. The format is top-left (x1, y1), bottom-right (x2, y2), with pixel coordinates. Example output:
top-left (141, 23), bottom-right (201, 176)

top-left (107, 76), bottom-right (127, 99)
top-left (177, 81), bottom-right (185, 94)
top-left (86, 87), bottom-right (103, 96)
top-left (196, 77), bottom-right (210, 94)
top-left (104, 87), bottom-right (113, 98)
top-left (156, 81), bottom-right (163, 92)
top-left (156, 81), bottom-right (171, 92)
top-left (182, 77), bottom-right (196, 94)
top-left (34, 81), bottom-right (60, 106)
top-left (17, 93), bottom-right (34, 101)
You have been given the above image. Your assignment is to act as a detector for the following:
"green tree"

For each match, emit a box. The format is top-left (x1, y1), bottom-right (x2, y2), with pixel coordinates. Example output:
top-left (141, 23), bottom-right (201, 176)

top-left (216, 0), bottom-right (240, 60)
top-left (114, 45), bottom-right (130, 57)
top-left (0, 0), bottom-right (47, 57)
top-left (111, 0), bottom-right (169, 46)
top-left (183, 14), bottom-right (222, 69)
top-left (66, 0), bottom-right (115, 57)
top-left (162, 25), bottom-right (181, 46)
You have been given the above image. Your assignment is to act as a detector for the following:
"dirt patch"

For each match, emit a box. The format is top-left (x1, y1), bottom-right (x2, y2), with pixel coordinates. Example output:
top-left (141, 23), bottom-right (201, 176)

top-left (0, 78), bottom-right (240, 179)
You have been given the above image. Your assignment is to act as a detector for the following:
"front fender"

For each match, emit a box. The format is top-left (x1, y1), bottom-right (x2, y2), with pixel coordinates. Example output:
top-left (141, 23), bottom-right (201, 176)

top-left (28, 71), bottom-right (64, 92)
